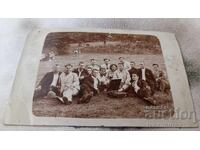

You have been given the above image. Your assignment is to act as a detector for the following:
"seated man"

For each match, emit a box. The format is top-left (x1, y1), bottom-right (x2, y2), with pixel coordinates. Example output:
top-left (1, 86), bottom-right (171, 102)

top-left (34, 64), bottom-right (61, 100)
top-left (137, 61), bottom-right (156, 95)
top-left (73, 61), bottom-right (88, 84)
top-left (131, 73), bottom-right (156, 105)
top-left (101, 58), bottom-right (111, 73)
top-left (78, 68), bottom-right (100, 104)
top-left (59, 64), bottom-right (80, 105)
top-left (98, 67), bottom-right (109, 92)
top-left (113, 62), bottom-right (131, 92)
top-left (152, 64), bottom-right (170, 93)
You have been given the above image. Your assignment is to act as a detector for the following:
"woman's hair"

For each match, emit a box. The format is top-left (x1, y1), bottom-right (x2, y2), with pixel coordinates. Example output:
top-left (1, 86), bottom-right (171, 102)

top-left (110, 64), bottom-right (118, 71)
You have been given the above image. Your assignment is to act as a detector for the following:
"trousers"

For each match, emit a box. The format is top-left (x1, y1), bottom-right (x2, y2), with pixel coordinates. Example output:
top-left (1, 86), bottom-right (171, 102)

top-left (62, 88), bottom-right (79, 101)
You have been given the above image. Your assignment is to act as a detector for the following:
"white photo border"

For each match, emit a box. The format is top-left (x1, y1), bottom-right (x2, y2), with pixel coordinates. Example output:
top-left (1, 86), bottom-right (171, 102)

top-left (4, 28), bottom-right (198, 127)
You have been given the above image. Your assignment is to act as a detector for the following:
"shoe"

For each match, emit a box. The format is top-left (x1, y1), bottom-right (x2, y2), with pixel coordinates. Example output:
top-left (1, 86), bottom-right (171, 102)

top-left (118, 88), bottom-right (123, 92)
top-left (77, 99), bottom-right (81, 104)
top-left (152, 99), bottom-right (157, 105)
top-left (47, 91), bottom-right (57, 99)
top-left (144, 97), bottom-right (157, 105)
top-left (56, 96), bottom-right (64, 103)
top-left (63, 97), bottom-right (69, 105)
top-left (85, 92), bottom-right (93, 103)
top-left (78, 95), bottom-right (87, 104)
top-left (77, 97), bottom-right (84, 104)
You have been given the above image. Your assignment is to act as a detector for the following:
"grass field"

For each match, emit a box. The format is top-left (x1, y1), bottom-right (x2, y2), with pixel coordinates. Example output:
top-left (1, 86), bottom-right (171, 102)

top-left (32, 53), bottom-right (174, 118)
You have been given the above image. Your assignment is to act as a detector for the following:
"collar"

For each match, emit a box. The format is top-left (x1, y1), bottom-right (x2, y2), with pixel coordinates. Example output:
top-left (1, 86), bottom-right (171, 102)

top-left (133, 79), bottom-right (138, 83)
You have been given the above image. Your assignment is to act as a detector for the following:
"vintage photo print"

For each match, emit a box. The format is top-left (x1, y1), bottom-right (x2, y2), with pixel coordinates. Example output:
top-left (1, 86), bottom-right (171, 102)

top-left (33, 32), bottom-right (174, 119)
top-left (4, 29), bottom-right (197, 127)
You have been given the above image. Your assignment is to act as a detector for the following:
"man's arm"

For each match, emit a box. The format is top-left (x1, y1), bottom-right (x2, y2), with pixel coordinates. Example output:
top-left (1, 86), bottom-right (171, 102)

top-left (148, 69), bottom-right (156, 82)
top-left (38, 73), bottom-right (50, 87)
top-left (126, 61), bottom-right (131, 70)
top-left (72, 73), bottom-right (80, 88)
top-left (35, 72), bottom-right (50, 91)
top-left (56, 73), bottom-right (62, 89)
top-left (125, 71), bottom-right (131, 84)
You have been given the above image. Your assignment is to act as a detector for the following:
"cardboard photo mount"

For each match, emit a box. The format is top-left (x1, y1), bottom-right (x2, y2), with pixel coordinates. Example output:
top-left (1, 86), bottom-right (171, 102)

top-left (4, 28), bottom-right (198, 127)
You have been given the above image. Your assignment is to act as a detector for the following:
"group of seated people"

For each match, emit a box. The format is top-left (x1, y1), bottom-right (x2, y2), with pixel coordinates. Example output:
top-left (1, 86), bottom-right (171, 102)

top-left (34, 57), bottom-right (170, 105)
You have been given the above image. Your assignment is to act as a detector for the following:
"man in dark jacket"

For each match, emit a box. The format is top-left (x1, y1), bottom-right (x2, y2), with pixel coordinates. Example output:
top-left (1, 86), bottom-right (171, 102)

top-left (137, 62), bottom-right (156, 95)
top-left (77, 67), bottom-right (100, 104)
top-left (33, 64), bottom-right (61, 100)
top-left (73, 61), bottom-right (88, 84)
top-left (152, 63), bottom-right (170, 93)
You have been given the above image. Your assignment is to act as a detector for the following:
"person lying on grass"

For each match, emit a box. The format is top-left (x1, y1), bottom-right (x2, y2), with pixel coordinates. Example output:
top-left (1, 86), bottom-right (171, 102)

top-left (131, 73), bottom-right (157, 105)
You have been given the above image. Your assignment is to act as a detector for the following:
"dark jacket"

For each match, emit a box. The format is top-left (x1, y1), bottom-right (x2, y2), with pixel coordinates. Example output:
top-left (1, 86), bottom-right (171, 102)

top-left (137, 68), bottom-right (156, 82)
top-left (73, 68), bottom-right (88, 84)
top-left (81, 75), bottom-right (99, 94)
top-left (38, 71), bottom-right (61, 93)
top-left (73, 68), bottom-right (88, 76)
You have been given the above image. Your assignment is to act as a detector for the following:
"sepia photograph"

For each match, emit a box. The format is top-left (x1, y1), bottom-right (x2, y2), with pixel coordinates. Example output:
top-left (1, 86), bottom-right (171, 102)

top-left (32, 32), bottom-right (174, 119)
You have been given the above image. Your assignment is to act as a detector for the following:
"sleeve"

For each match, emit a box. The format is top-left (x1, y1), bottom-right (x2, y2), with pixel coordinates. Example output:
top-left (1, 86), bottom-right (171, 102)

top-left (38, 73), bottom-right (49, 86)
top-left (57, 73), bottom-right (61, 88)
top-left (72, 73), bottom-right (80, 88)
top-left (85, 76), bottom-right (95, 89)
top-left (59, 73), bottom-right (64, 92)
top-left (125, 71), bottom-right (131, 85)
top-left (72, 69), bottom-right (77, 74)
top-left (126, 62), bottom-right (131, 70)
top-left (149, 69), bottom-right (156, 82)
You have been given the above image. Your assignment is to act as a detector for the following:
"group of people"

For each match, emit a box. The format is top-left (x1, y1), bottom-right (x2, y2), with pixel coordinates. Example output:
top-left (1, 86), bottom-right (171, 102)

top-left (34, 57), bottom-right (170, 105)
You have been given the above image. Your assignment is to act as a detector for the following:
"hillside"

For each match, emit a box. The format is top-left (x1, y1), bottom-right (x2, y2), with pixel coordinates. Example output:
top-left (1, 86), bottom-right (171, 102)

top-left (42, 32), bottom-right (162, 55)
